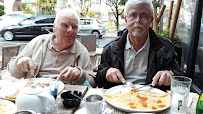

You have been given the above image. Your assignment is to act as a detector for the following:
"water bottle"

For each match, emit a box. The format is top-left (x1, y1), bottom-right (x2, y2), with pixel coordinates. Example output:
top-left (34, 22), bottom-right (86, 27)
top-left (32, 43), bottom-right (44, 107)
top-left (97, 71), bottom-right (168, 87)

top-left (196, 91), bottom-right (203, 114)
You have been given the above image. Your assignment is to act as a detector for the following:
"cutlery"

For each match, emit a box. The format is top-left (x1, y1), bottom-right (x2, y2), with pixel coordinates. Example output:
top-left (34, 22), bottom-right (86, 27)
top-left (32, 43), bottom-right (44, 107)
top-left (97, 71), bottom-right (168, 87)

top-left (124, 82), bottom-right (135, 88)
top-left (136, 83), bottom-right (152, 90)
top-left (187, 94), bottom-right (193, 108)
top-left (70, 92), bottom-right (86, 102)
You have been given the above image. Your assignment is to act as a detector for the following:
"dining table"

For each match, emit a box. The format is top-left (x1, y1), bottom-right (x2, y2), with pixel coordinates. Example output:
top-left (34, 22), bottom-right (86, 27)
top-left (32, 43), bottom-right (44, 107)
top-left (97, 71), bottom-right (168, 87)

top-left (0, 79), bottom-right (199, 114)
top-left (48, 85), bottom-right (199, 114)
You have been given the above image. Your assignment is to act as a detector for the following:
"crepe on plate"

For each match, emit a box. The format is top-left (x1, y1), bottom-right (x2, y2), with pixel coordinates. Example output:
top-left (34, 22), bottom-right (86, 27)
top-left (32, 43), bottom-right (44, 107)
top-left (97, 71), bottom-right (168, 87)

top-left (5, 81), bottom-right (49, 100)
top-left (0, 103), bottom-right (13, 114)
top-left (105, 88), bottom-right (170, 111)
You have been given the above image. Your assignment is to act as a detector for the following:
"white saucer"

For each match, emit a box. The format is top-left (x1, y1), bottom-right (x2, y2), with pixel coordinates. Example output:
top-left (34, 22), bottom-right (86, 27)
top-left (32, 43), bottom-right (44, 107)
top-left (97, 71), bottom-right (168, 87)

top-left (75, 107), bottom-right (113, 114)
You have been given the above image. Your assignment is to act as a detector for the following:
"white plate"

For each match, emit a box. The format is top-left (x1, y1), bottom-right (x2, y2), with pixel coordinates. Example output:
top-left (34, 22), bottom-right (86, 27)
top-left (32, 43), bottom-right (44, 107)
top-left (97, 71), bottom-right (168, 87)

top-left (0, 78), bottom-right (64, 101)
top-left (75, 107), bottom-right (113, 114)
top-left (0, 99), bottom-right (17, 114)
top-left (104, 85), bottom-right (170, 113)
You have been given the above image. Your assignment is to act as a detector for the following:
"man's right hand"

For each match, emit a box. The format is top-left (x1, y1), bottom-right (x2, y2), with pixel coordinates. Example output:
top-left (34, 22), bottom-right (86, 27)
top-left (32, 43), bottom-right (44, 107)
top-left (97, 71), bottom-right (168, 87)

top-left (106, 68), bottom-right (125, 83)
top-left (17, 57), bottom-right (36, 75)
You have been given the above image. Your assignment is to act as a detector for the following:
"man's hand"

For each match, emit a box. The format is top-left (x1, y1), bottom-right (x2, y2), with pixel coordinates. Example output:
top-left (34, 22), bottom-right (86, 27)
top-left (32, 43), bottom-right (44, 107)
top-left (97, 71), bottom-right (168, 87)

top-left (106, 68), bottom-right (125, 83)
top-left (57, 67), bottom-right (81, 81)
top-left (152, 70), bottom-right (174, 86)
top-left (17, 57), bottom-right (36, 75)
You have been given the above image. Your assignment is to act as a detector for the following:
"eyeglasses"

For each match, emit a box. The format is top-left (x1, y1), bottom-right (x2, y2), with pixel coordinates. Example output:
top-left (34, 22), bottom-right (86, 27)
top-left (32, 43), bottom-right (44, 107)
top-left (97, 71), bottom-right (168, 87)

top-left (127, 13), bottom-right (151, 22)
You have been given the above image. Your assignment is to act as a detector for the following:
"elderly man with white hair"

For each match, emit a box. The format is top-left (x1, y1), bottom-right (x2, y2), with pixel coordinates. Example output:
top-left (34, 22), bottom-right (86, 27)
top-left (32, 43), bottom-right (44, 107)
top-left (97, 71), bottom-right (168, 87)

top-left (8, 8), bottom-right (96, 87)
top-left (95, 0), bottom-right (182, 90)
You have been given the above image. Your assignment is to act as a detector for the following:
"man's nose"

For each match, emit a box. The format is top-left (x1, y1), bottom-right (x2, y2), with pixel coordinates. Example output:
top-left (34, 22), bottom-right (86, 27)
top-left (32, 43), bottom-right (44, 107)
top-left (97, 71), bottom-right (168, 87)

top-left (134, 15), bottom-right (142, 23)
top-left (67, 26), bottom-right (73, 32)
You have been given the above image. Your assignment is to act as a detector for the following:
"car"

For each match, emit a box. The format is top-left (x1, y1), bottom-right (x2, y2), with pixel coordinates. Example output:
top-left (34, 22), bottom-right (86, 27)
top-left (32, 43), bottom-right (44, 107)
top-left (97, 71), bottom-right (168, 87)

top-left (79, 18), bottom-right (108, 38)
top-left (0, 14), bottom-right (30, 31)
top-left (0, 15), bottom-right (55, 41)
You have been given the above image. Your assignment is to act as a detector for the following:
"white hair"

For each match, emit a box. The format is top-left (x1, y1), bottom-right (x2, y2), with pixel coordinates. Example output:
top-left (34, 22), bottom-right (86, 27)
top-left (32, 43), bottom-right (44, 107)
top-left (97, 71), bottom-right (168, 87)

top-left (124, 0), bottom-right (154, 17)
top-left (54, 8), bottom-right (79, 25)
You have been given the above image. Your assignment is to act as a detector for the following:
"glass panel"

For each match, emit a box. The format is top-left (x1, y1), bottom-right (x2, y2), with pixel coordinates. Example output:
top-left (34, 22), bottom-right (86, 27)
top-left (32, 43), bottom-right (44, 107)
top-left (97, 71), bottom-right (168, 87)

top-left (162, 0), bottom-right (202, 90)
top-left (175, 0), bottom-right (203, 90)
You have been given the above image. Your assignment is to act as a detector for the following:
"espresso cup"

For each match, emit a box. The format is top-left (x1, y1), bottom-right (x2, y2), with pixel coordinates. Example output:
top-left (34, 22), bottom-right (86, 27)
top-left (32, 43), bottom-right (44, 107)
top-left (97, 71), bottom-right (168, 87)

top-left (84, 94), bottom-right (105, 114)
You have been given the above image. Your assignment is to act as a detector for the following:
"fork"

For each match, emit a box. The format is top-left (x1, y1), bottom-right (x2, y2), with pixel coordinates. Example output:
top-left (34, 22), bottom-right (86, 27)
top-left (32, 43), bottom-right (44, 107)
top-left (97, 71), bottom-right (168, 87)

top-left (136, 83), bottom-right (152, 90)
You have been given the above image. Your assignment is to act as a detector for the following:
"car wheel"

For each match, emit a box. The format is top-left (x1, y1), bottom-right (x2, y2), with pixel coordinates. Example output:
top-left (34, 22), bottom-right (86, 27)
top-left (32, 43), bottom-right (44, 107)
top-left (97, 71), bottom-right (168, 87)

top-left (92, 31), bottom-right (100, 38)
top-left (3, 31), bottom-right (14, 41)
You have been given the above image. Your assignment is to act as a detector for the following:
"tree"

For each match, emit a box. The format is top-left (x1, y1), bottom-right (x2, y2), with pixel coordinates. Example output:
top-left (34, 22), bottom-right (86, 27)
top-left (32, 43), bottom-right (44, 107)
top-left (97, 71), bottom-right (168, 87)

top-left (72, 0), bottom-right (92, 17)
top-left (87, 10), bottom-right (95, 17)
top-left (36, 0), bottom-right (57, 15)
top-left (20, 3), bottom-right (35, 14)
top-left (103, 0), bottom-right (127, 30)
top-left (0, 5), bottom-right (5, 16)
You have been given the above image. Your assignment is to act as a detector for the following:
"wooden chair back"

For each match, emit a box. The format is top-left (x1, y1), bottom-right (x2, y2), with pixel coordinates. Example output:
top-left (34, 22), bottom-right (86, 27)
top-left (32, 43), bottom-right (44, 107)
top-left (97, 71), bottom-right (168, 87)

top-left (2, 44), bottom-right (21, 70)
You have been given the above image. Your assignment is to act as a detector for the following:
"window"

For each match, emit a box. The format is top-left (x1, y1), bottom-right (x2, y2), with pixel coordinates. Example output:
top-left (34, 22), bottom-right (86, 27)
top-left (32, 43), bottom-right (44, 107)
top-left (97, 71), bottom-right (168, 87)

top-left (175, 0), bottom-right (203, 93)
top-left (36, 18), bottom-right (55, 24)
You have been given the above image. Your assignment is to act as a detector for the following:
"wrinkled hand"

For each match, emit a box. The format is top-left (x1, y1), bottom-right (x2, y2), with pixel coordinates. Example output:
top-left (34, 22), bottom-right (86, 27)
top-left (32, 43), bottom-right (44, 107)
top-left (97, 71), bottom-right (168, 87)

top-left (106, 68), bottom-right (125, 83)
top-left (57, 67), bottom-right (81, 81)
top-left (152, 70), bottom-right (174, 86)
top-left (17, 57), bottom-right (36, 75)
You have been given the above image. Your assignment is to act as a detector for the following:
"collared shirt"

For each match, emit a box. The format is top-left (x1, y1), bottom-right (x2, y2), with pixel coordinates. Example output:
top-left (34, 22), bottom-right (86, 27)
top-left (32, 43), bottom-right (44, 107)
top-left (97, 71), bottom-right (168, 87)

top-left (124, 33), bottom-right (150, 84)
top-left (38, 36), bottom-right (76, 80)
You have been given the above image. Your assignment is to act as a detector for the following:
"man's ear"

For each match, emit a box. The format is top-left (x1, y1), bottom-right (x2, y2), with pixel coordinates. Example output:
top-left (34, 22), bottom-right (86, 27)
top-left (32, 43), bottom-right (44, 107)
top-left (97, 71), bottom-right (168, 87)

top-left (53, 24), bottom-right (56, 32)
top-left (150, 17), bottom-right (154, 24)
top-left (124, 17), bottom-right (127, 23)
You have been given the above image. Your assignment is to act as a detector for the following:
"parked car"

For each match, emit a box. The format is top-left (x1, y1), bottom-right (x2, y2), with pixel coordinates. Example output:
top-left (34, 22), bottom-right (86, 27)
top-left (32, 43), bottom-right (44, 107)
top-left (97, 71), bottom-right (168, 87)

top-left (0, 14), bottom-right (30, 31)
top-left (0, 15), bottom-right (55, 41)
top-left (79, 18), bottom-right (108, 38)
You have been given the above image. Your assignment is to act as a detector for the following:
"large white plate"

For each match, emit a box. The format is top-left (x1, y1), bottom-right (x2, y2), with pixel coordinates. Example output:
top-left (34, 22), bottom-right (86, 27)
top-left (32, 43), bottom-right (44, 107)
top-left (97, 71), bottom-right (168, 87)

top-left (0, 99), bottom-right (17, 114)
top-left (104, 85), bottom-right (170, 113)
top-left (0, 78), bottom-right (64, 101)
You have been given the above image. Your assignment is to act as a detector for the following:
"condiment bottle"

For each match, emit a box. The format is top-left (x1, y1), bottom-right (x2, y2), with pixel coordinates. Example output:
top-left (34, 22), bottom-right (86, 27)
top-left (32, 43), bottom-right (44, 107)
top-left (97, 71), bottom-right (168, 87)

top-left (196, 90), bottom-right (203, 114)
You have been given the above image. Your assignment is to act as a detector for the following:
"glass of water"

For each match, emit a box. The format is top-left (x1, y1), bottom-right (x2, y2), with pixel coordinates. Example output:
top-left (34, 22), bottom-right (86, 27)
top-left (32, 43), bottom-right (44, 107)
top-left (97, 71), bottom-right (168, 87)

top-left (170, 76), bottom-right (192, 114)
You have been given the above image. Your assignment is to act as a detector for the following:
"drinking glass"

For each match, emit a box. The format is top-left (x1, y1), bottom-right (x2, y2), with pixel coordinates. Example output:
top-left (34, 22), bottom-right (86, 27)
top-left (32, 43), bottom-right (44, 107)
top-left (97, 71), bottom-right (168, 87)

top-left (49, 81), bottom-right (59, 99)
top-left (49, 81), bottom-right (59, 108)
top-left (170, 76), bottom-right (192, 114)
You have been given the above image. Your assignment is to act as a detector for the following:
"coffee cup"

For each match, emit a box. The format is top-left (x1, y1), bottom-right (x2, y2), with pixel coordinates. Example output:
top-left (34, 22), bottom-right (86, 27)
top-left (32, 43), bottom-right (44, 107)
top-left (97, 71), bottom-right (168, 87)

top-left (84, 94), bottom-right (105, 114)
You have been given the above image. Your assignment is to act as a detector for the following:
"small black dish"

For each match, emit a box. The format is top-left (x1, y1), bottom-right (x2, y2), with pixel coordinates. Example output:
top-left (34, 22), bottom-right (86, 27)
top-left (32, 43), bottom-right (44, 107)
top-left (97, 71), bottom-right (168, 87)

top-left (61, 91), bottom-right (82, 108)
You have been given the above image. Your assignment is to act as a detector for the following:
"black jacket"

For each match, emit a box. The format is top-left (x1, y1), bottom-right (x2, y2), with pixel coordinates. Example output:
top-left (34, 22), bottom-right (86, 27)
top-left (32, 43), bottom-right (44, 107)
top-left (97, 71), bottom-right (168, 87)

top-left (95, 28), bottom-right (182, 91)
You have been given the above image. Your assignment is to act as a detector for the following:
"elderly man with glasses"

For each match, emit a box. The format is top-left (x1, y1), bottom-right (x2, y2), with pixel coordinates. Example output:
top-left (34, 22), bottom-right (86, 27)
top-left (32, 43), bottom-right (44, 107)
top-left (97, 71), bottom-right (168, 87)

top-left (95, 0), bottom-right (182, 90)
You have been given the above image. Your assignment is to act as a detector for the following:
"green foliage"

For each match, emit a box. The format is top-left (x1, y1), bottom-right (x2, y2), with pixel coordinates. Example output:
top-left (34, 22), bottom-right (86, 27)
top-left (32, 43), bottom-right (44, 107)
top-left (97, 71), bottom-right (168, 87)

top-left (152, 0), bottom-right (161, 9)
top-left (72, 0), bottom-right (92, 17)
top-left (119, 0), bottom-right (127, 5)
top-left (20, 3), bottom-right (35, 14)
top-left (87, 10), bottom-right (95, 17)
top-left (117, 8), bottom-right (124, 17)
top-left (36, 0), bottom-right (57, 15)
top-left (0, 5), bottom-right (5, 16)
top-left (156, 30), bottom-right (182, 48)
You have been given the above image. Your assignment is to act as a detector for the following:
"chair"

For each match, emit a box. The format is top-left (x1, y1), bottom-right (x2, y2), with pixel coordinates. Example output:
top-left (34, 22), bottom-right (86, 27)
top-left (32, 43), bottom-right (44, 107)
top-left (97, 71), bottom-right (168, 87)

top-left (80, 35), bottom-right (98, 71)
top-left (1, 44), bottom-right (21, 70)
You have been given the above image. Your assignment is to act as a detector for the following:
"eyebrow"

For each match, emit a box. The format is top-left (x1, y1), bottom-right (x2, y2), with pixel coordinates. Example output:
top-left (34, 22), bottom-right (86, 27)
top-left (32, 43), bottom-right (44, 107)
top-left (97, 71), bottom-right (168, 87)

top-left (61, 20), bottom-right (78, 25)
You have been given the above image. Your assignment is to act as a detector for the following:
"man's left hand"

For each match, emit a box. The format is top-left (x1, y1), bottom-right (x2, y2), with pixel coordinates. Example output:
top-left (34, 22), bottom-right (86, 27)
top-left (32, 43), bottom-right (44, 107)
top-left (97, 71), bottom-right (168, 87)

top-left (57, 67), bottom-right (81, 81)
top-left (152, 70), bottom-right (174, 86)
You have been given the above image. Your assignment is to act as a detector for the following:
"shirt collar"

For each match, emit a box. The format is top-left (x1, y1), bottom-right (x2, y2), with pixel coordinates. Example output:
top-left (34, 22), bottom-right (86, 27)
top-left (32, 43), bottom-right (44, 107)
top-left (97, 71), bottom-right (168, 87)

top-left (142, 33), bottom-right (150, 52)
top-left (48, 36), bottom-right (76, 54)
top-left (125, 32), bottom-right (150, 52)
top-left (125, 34), bottom-right (133, 50)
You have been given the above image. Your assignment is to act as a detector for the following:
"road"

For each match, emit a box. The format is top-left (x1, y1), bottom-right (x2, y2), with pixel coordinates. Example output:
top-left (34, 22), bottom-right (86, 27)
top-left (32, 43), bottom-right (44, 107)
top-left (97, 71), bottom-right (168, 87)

top-left (0, 32), bottom-right (117, 56)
